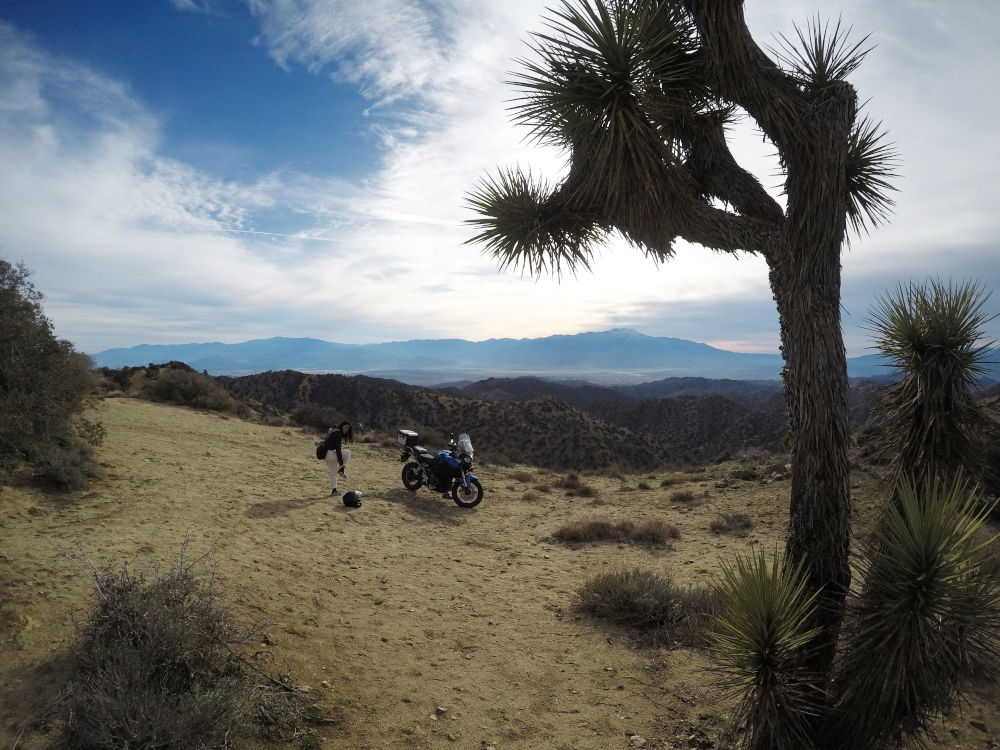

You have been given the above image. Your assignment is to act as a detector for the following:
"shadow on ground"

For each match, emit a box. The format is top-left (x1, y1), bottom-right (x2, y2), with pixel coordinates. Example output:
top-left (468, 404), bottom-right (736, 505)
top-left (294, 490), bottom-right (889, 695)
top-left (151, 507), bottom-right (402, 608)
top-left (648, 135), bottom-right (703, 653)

top-left (244, 495), bottom-right (324, 519)
top-left (374, 488), bottom-right (480, 524)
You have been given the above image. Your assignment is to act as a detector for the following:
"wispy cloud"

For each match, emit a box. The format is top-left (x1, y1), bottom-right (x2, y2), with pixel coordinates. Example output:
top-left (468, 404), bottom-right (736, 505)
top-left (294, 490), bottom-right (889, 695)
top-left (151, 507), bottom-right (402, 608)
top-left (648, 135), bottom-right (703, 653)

top-left (2, 2), bottom-right (998, 358)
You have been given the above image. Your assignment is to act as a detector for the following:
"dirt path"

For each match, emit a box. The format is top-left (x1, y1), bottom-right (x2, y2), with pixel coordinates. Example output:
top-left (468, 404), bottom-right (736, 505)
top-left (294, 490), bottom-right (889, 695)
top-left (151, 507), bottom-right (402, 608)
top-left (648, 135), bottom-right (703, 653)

top-left (1, 398), bottom-right (996, 749)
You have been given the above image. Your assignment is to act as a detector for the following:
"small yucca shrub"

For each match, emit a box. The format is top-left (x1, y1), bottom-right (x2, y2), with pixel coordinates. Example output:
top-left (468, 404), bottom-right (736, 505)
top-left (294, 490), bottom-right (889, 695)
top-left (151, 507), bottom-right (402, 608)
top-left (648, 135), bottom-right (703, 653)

top-left (711, 549), bottom-right (821, 750)
top-left (830, 477), bottom-right (1000, 749)
top-left (866, 278), bottom-right (996, 490)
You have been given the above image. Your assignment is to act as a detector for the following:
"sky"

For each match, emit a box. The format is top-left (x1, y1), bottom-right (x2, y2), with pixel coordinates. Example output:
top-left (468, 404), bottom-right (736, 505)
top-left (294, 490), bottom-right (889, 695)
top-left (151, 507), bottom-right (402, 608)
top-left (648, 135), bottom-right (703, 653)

top-left (1, 0), bottom-right (998, 358)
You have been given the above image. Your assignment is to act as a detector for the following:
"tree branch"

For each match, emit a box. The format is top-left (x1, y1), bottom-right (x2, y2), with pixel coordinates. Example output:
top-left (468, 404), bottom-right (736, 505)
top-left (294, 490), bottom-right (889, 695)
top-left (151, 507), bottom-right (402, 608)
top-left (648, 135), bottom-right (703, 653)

top-left (684, 0), bottom-right (807, 149)
top-left (685, 115), bottom-right (785, 225)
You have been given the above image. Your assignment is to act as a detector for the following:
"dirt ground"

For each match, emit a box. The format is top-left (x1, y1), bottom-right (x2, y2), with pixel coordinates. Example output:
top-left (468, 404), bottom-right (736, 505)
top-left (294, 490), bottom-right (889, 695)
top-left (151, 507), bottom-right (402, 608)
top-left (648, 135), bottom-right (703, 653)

top-left (1, 397), bottom-right (997, 749)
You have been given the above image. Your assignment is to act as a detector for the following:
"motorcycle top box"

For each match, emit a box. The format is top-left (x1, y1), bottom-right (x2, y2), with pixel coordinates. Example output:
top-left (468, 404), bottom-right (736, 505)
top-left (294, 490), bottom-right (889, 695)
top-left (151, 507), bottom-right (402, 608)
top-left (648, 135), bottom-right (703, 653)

top-left (396, 429), bottom-right (419, 447)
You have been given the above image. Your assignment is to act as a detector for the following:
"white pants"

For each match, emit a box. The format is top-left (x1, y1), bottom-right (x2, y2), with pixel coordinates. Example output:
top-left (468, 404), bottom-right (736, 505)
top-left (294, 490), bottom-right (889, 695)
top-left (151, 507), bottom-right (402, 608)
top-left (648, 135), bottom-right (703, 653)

top-left (325, 448), bottom-right (352, 492)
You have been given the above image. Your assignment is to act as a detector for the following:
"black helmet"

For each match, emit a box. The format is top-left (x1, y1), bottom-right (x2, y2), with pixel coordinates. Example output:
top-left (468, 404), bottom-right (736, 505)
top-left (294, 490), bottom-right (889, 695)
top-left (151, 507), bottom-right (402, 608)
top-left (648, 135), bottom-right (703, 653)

top-left (342, 490), bottom-right (362, 507)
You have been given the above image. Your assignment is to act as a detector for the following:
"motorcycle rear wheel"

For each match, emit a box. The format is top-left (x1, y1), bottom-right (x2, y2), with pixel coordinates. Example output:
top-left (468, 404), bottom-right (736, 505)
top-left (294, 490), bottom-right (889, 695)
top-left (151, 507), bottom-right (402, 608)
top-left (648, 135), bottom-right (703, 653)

top-left (452, 478), bottom-right (483, 508)
top-left (401, 462), bottom-right (422, 491)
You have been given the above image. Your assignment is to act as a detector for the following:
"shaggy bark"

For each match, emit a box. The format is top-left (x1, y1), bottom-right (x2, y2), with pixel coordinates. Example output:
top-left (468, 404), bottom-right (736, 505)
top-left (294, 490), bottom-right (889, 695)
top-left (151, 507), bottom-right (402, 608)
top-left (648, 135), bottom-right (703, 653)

top-left (688, 0), bottom-right (856, 682)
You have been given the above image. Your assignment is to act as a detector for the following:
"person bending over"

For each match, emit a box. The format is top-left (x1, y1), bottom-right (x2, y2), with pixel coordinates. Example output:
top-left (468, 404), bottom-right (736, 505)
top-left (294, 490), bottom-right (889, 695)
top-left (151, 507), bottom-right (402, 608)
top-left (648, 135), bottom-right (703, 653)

top-left (323, 421), bottom-right (353, 495)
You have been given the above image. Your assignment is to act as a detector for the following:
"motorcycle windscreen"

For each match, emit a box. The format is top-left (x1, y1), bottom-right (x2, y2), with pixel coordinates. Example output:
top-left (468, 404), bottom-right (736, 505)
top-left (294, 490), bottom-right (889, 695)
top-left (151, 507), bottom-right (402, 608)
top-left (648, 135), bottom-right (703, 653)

top-left (456, 433), bottom-right (474, 457)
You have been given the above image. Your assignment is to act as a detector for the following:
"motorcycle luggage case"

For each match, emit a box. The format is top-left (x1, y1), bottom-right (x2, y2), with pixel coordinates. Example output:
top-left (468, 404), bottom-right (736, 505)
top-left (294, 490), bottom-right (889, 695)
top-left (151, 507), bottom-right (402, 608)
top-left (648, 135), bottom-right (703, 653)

top-left (396, 429), bottom-right (419, 446)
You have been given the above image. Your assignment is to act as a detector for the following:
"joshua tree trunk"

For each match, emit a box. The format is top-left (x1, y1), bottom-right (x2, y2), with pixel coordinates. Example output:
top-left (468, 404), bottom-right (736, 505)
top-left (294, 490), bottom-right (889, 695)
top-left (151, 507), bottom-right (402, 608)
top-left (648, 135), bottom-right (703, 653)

top-left (769, 79), bottom-right (856, 682)
top-left (772, 259), bottom-right (852, 680)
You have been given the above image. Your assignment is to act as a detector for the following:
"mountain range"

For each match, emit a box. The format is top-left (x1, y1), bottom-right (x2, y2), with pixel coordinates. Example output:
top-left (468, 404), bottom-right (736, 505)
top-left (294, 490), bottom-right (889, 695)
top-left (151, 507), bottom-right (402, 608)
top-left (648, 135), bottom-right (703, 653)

top-left (91, 328), bottom-right (945, 385)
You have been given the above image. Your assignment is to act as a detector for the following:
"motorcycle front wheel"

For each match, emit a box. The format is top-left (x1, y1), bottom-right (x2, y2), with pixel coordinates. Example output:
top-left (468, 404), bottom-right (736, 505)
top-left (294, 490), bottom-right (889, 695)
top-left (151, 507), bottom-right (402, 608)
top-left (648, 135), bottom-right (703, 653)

top-left (401, 462), bottom-right (422, 491)
top-left (452, 478), bottom-right (483, 508)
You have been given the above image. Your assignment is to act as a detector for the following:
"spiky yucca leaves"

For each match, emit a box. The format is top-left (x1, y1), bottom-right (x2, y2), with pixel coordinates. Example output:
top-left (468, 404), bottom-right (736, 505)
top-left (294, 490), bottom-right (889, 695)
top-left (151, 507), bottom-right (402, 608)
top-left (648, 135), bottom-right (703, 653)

top-left (711, 549), bottom-right (822, 750)
top-left (465, 167), bottom-right (608, 276)
top-left (830, 478), bottom-right (1000, 749)
top-left (867, 278), bottom-right (996, 490)
top-left (468, 0), bottom-right (724, 264)
top-left (771, 16), bottom-right (897, 235)
top-left (773, 16), bottom-right (872, 87)
top-left (845, 115), bottom-right (897, 234)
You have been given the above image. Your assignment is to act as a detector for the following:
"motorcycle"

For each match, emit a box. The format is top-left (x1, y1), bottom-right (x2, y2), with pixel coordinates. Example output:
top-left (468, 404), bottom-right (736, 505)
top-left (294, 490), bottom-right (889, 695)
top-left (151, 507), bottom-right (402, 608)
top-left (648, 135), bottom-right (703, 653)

top-left (397, 429), bottom-right (483, 508)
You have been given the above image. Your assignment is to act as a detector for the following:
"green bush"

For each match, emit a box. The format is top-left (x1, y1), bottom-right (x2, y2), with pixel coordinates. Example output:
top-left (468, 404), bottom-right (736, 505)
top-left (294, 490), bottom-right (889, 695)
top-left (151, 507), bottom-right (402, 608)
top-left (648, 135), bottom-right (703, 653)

top-left (141, 367), bottom-right (248, 416)
top-left (0, 261), bottom-right (102, 486)
top-left (33, 441), bottom-right (92, 490)
top-left (290, 403), bottom-right (347, 433)
top-left (576, 567), bottom-right (716, 646)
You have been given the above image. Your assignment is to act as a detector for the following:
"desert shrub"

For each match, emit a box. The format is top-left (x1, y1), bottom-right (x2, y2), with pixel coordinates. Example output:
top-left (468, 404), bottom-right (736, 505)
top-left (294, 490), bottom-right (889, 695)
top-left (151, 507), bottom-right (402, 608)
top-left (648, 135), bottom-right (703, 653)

top-left (520, 491), bottom-right (538, 502)
top-left (829, 477), bottom-right (1000, 749)
top-left (141, 367), bottom-right (248, 417)
top-left (487, 451), bottom-right (513, 467)
top-left (556, 471), bottom-right (597, 496)
top-left (558, 471), bottom-right (584, 489)
top-left (533, 483), bottom-right (552, 493)
top-left (670, 490), bottom-right (697, 503)
top-left (711, 549), bottom-right (821, 750)
top-left (659, 476), bottom-right (684, 487)
top-left (553, 518), bottom-right (678, 548)
top-left (1, 261), bottom-right (102, 486)
top-left (63, 545), bottom-right (317, 749)
top-left (576, 567), bottom-right (717, 646)
top-left (637, 480), bottom-right (651, 490)
top-left (631, 519), bottom-right (681, 546)
top-left (711, 513), bottom-right (753, 534)
top-left (33, 441), bottom-right (92, 491)
top-left (510, 470), bottom-right (535, 483)
top-left (553, 518), bottom-right (618, 544)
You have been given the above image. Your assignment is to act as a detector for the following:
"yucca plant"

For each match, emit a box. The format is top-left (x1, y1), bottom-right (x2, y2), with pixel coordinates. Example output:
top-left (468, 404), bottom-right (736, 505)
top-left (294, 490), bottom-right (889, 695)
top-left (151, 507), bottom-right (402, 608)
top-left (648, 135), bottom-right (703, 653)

top-left (830, 477), bottom-right (1000, 749)
top-left (711, 548), bottom-right (823, 750)
top-left (866, 278), bottom-right (997, 491)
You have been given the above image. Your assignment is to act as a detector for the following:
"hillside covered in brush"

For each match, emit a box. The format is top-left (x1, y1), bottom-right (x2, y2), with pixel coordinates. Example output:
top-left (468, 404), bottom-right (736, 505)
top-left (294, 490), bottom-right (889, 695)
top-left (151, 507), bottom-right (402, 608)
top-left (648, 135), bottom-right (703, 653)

top-left (212, 370), bottom-right (794, 468)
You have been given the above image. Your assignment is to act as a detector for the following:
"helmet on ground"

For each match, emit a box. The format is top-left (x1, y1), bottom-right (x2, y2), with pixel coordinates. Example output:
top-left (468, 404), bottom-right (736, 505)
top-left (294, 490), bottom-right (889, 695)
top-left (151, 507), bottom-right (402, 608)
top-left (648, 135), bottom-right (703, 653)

top-left (342, 490), bottom-right (362, 507)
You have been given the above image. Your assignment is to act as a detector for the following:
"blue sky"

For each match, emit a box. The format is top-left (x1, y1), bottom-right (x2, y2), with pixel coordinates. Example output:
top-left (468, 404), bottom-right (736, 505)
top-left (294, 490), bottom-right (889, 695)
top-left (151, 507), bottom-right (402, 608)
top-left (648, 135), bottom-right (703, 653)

top-left (1, 0), bottom-right (998, 357)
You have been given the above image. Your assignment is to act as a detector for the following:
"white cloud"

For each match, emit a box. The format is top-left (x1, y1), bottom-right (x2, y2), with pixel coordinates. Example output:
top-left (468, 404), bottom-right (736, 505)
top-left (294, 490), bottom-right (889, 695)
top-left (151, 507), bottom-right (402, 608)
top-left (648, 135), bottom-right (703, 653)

top-left (2, 2), bottom-right (998, 359)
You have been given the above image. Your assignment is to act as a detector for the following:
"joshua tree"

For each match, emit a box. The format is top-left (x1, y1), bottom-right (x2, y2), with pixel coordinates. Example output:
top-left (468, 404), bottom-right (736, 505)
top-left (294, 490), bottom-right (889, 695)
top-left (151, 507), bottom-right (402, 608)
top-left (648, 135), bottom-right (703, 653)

top-left (466, 0), bottom-right (896, 677)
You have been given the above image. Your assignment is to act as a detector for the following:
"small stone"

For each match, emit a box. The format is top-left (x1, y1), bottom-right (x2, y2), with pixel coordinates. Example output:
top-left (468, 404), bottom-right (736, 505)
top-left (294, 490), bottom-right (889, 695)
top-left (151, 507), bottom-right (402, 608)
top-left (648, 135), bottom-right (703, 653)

top-left (629, 736), bottom-right (647, 748)
top-left (320, 680), bottom-right (330, 689)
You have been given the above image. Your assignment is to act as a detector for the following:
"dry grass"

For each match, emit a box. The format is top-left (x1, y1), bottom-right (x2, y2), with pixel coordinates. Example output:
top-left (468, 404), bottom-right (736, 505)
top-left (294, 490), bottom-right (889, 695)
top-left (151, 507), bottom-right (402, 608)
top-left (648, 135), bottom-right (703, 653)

top-left (710, 512), bottom-right (754, 534)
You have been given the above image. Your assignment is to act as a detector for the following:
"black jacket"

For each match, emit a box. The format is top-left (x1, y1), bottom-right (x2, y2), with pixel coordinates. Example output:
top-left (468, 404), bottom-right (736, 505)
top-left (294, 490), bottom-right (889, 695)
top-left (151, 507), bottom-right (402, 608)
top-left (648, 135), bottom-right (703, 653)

top-left (323, 427), bottom-right (345, 465)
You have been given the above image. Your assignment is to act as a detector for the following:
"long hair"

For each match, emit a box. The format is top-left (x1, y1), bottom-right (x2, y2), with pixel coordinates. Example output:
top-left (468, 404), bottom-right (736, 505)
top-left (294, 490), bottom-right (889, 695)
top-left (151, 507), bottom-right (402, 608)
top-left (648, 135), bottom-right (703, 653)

top-left (338, 421), bottom-right (354, 443)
